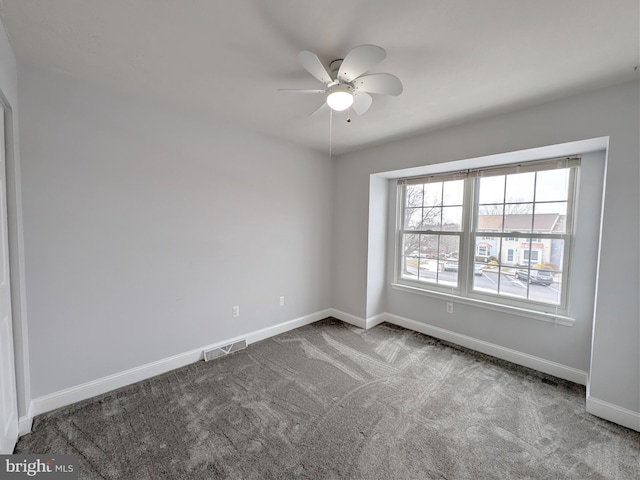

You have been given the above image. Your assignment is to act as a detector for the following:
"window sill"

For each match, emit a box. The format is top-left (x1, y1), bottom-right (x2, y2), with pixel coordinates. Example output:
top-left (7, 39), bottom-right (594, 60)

top-left (390, 282), bottom-right (575, 327)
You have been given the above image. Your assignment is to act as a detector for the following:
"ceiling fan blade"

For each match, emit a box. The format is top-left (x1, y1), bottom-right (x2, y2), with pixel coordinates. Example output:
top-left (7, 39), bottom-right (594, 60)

top-left (278, 88), bottom-right (326, 94)
top-left (353, 73), bottom-right (403, 96)
top-left (352, 92), bottom-right (372, 116)
top-left (337, 45), bottom-right (386, 82)
top-left (309, 102), bottom-right (329, 116)
top-left (299, 51), bottom-right (332, 84)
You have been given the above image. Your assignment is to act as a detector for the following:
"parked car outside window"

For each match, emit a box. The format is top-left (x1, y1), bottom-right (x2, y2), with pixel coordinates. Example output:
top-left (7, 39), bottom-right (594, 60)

top-left (515, 267), bottom-right (553, 286)
top-left (444, 259), bottom-right (459, 271)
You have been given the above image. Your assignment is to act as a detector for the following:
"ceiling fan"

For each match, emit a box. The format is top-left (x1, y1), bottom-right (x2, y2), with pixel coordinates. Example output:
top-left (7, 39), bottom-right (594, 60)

top-left (279, 44), bottom-right (403, 117)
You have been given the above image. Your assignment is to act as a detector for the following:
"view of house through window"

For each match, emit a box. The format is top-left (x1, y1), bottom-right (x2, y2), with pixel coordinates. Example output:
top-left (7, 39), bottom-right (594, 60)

top-left (397, 158), bottom-right (578, 314)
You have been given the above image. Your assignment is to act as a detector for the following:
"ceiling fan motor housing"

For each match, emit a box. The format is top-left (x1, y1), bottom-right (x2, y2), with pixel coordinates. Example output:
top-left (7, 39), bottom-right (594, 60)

top-left (329, 59), bottom-right (344, 80)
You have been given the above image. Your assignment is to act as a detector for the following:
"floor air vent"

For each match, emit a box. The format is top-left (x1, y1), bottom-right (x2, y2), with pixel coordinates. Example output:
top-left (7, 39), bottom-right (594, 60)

top-left (204, 340), bottom-right (247, 361)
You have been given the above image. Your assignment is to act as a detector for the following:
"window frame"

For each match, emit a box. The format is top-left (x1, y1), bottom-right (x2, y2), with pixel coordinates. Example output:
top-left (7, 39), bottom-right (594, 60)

top-left (394, 156), bottom-right (579, 317)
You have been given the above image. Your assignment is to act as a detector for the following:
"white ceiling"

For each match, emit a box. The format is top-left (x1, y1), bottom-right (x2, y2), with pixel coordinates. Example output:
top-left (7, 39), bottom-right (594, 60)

top-left (0, 0), bottom-right (638, 155)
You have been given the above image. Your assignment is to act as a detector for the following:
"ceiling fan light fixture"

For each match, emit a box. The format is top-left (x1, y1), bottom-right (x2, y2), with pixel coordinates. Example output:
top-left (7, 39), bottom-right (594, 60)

top-left (326, 84), bottom-right (354, 111)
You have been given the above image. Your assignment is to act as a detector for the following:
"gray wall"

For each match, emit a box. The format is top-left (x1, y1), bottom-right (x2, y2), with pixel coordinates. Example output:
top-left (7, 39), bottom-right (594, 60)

top-left (18, 65), bottom-right (334, 398)
top-left (332, 81), bottom-right (639, 415)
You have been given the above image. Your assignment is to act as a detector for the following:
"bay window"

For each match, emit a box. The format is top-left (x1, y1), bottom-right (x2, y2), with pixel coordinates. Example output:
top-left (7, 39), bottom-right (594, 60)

top-left (396, 157), bottom-right (579, 315)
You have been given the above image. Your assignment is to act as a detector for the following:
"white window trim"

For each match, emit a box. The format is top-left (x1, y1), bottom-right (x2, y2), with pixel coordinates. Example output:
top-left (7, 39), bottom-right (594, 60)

top-left (394, 156), bottom-right (579, 318)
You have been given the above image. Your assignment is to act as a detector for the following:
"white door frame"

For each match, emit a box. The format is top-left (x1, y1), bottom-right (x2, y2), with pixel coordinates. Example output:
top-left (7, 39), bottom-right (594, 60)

top-left (0, 88), bottom-right (31, 449)
top-left (0, 103), bottom-right (18, 453)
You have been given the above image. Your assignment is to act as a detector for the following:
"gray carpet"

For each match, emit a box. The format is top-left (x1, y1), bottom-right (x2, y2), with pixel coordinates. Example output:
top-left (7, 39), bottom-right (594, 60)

top-left (15, 318), bottom-right (640, 479)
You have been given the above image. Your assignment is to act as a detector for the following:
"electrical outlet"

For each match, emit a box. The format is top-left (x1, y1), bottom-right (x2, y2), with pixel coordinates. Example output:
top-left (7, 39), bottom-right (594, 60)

top-left (279, 296), bottom-right (285, 307)
top-left (446, 302), bottom-right (454, 314)
top-left (232, 305), bottom-right (240, 318)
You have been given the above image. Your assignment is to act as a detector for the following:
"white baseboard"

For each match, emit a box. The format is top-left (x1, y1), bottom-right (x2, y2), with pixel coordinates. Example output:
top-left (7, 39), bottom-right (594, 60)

top-left (366, 313), bottom-right (386, 329)
top-left (18, 416), bottom-right (32, 436)
top-left (244, 309), bottom-right (333, 344)
top-left (329, 308), bottom-right (367, 328)
top-left (18, 402), bottom-right (34, 435)
top-left (328, 309), bottom-right (386, 330)
top-left (586, 395), bottom-right (640, 432)
top-left (384, 313), bottom-right (588, 385)
top-left (26, 309), bottom-right (333, 427)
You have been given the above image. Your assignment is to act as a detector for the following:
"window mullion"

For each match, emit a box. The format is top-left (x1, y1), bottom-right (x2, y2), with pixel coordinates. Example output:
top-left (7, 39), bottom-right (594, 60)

top-left (460, 176), bottom-right (475, 295)
top-left (395, 185), bottom-right (406, 283)
top-left (560, 166), bottom-right (579, 310)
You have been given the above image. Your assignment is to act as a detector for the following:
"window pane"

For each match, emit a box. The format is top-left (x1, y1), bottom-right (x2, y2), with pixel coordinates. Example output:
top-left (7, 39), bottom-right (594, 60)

top-left (505, 172), bottom-right (535, 203)
top-left (419, 234), bottom-right (439, 259)
top-left (443, 179), bottom-right (464, 205)
top-left (474, 237), bottom-right (496, 259)
top-left (439, 235), bottom-right (460, 261)
top-left (503, 209), bottom-right (534, 233)
top-left (442, 206), bottom-right (462, 231)
top-left (472, 236), bottom-right (501, 295)
top-left (517, 238), bottom-right (545, 266)
top-left (534, 202), bottom-right (568, 234)
top-left (416, 234), bottom-right (440, 284)
top-left (405, 184), bottom-right (424, 207)
top-left (422, 206), bottom-right (442, 230)
top-left (477, 206), bottom-right (504, 232)
top-left (503, 203), bottom-right (534, 216)
top-left (403, 233), bottom-right (420, 256)
top-left (539, 239), bottom-right (564, 306)
top-left (534, 201), bottom-right (567, 215)
top-left (404, 208), bottom-right (423, 230)
top-left (478, 175), bottom-right (505, 204)
top-left (423, 183), bottom-right (442, 206)
top-left (439, 236), bottom-right (460, 287)
top-left (535, 169), bottom-right (570, 202)
top-left (400, 255), bottom-right (419, 281)
top-left (546, 238), bottom-right (565, 274)
top-left (400, 234), bottom-right (420, 281)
